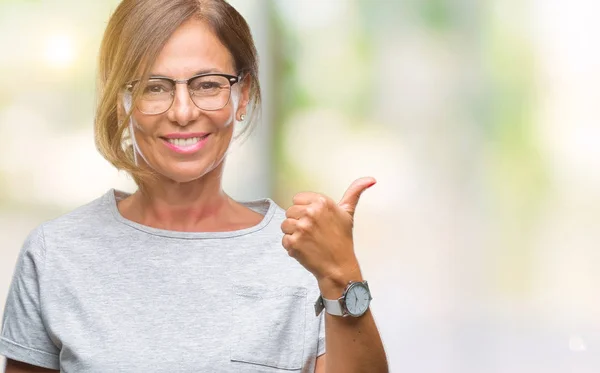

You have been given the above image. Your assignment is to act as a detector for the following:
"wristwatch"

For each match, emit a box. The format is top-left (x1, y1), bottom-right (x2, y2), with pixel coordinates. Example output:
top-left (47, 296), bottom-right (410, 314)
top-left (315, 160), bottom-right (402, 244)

top-left (314, 280), bottom-right (372, 317)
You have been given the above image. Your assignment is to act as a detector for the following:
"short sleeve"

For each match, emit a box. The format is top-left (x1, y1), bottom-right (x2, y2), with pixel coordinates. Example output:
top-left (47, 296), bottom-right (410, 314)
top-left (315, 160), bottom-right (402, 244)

top-left (0, 226), bottom-right (60, 369)
top-left (317, 311), bottom-right (326, 357)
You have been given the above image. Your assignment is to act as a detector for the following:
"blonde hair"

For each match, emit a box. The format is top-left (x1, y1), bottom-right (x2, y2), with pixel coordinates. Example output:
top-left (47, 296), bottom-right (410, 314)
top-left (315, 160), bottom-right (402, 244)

top-left (94, 0), bottom-right (261, 187)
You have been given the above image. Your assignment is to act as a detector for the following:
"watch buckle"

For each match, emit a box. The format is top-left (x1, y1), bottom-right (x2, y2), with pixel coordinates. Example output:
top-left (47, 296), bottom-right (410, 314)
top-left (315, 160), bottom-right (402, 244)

top-left (314, 295), bottom-right (325, 317)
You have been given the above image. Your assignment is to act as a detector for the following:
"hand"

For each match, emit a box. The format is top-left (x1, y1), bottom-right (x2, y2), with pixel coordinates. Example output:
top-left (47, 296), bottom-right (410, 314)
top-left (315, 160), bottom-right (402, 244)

top-left (281, 177), bottom-right (376, 290)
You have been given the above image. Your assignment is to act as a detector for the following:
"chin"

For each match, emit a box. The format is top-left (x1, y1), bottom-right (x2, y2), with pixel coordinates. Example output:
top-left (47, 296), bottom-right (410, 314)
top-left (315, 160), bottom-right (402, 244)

top-left (159, 162), bottom-right (219, 184)
top-left (164, 173), bottom-right (203, 184)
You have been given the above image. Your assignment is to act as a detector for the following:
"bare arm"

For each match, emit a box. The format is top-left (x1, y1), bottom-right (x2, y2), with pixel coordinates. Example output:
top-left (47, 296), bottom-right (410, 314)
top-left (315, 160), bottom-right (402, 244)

top-left (4, 359), bottom-right (59, 373)
top-left (316, 269), bottom-right (388, 373)
top-left (315, 354), bottom-right (326, 373)
top-left (281, 178), bottom-right (389, 373)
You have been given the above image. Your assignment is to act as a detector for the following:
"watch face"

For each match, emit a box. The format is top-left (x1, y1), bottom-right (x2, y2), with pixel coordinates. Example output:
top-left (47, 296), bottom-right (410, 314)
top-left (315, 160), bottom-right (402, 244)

top-left (344, 282), bottom-right (371, 317)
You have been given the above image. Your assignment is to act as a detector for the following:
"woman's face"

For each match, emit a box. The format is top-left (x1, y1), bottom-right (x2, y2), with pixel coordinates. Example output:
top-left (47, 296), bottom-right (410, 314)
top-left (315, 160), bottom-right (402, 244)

top-left (127, 18), bottom-right (249, 184)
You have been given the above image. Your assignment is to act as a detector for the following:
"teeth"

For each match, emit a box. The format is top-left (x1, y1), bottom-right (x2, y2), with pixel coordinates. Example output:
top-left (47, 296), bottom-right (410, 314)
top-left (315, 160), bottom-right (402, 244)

top-left (167, 137), bottom-right (203, 147)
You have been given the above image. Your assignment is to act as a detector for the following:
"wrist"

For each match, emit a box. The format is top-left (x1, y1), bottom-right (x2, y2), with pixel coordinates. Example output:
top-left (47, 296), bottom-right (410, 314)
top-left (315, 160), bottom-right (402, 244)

top-left (317, 265), bottom-right (363, 299)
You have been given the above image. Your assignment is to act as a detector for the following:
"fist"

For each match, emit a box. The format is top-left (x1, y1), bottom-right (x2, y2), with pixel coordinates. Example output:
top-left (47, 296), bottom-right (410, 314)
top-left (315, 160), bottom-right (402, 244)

top-left (281, 177), bottom-right (376, 283)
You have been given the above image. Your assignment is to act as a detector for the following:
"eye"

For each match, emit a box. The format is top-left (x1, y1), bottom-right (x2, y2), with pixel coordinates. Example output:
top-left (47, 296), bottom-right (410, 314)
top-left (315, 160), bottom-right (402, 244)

top-left (143, 80), bottom-right (172, 95)
top-left (148, 85), bottom-right (165, 93)
top-left (189, 75), bottom-right (230, 94)
top-left (191, 80), bottom-right (222, 91)
top-left (200, 81), bottom-right (221, 90)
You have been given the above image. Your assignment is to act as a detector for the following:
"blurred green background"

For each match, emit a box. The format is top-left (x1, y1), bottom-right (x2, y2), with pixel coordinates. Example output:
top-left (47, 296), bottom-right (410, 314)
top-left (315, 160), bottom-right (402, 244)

top-left (1, 0), bottom-right (600, 372)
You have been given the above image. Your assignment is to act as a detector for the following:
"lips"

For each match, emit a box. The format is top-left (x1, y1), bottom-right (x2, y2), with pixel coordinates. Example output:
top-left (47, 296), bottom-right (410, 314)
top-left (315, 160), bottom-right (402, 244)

top-left (160, 133), bottom-right (211, 154)
top-left (163, 135), bottom-right (209, 147)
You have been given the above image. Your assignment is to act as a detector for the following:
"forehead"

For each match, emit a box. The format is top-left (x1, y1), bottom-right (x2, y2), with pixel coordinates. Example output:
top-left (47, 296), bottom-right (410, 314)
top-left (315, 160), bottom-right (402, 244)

top-left (150, 18), bottom-right (235, 78)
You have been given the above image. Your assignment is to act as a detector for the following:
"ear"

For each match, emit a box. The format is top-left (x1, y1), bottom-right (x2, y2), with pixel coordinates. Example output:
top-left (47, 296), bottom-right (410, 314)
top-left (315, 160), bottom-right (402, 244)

top-left (236, 74), bottom-right (252, 120)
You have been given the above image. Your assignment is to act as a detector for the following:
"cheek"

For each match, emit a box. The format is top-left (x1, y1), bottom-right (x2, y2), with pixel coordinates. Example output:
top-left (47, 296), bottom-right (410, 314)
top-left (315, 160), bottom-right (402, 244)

top-left (131, 113), bottom-right (160, 137)
top-left (207, 106), bottom-right (236, 129)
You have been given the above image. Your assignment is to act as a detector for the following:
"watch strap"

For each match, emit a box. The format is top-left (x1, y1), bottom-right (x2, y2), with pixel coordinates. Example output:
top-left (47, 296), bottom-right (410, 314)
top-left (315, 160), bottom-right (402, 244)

top-left (314, 294), bottom-right (345, 317)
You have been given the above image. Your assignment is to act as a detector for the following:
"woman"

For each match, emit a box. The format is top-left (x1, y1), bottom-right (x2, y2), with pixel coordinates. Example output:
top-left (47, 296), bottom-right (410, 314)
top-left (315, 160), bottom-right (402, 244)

top-left (0, 1), bottom-right (388, 372)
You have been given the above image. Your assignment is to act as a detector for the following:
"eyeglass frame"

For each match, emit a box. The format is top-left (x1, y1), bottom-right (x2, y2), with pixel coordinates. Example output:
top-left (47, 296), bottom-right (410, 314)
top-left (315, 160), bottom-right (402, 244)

top-left (124, 72), bottom-right (242, 115)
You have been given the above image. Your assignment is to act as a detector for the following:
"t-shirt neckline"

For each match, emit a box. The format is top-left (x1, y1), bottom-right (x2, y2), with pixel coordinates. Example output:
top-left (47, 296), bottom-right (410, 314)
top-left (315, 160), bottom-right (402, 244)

top-left (105, 188), bottom-right (277, 239)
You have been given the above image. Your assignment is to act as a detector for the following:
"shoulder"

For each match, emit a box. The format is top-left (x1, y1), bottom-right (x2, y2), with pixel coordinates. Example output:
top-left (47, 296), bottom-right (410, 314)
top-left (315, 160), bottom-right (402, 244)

top-left (32, 190), bottom-right (119, 249)
top-left (48, 189), bottom-right (115, 225)
top-left (7, 191), bottom-right (114, 272)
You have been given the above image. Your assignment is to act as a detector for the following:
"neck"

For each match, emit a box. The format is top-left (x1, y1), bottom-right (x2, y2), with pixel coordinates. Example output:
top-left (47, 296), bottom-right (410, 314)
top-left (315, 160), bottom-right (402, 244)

top-left (124, 163), bottom-right (236, 232)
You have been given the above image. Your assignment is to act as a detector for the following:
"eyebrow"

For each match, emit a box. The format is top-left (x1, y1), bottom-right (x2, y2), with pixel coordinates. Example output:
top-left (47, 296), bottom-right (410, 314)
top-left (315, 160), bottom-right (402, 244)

top-left (148, 68), bottom-right (226, 79)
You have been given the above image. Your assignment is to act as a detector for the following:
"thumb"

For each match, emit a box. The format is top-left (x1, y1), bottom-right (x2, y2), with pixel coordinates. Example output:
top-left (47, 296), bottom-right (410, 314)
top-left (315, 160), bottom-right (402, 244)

top-left (338, 177), bottom-right (376, 217)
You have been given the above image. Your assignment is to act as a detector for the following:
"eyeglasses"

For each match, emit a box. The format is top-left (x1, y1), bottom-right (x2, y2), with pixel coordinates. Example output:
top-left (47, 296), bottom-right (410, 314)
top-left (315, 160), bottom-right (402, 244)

top-left (124, 73), bottom-right (240, 115)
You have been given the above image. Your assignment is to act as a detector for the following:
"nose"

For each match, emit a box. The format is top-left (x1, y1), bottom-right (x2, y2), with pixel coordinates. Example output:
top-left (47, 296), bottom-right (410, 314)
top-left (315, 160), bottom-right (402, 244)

top-left (166, 83), bottom-right (200, 126)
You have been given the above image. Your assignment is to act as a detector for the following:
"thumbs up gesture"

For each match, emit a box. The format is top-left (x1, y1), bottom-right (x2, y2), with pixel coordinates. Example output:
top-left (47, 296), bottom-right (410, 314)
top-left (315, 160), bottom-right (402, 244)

top-left (281, 177), bottom-right (376, 291)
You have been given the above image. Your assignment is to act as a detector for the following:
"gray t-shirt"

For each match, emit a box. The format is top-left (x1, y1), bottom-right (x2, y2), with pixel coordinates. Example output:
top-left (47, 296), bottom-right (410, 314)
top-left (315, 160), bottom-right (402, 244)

top-left (0, 189), bottom-right (325, 372)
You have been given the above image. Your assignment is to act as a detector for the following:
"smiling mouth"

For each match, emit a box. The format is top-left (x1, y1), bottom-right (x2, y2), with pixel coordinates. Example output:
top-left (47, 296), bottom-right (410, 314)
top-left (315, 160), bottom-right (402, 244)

top-left (163, 134), bottom-right (210, 147)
